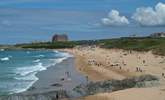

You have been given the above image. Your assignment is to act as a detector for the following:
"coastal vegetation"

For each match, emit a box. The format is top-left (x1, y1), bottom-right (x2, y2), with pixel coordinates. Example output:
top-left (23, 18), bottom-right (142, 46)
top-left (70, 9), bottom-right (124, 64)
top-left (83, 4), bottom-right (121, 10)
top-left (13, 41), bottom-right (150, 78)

top-left (14, 37), bottom-right (165, 55)
top-left (100, 37), bottom-right (165, 55)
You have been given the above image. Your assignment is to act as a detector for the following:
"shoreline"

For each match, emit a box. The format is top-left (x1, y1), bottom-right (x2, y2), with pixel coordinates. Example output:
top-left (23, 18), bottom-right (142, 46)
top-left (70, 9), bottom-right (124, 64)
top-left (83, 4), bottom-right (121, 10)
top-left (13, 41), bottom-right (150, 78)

top-left (1, 47), bottom-right (165, 100)
top-left (14, 50), bottom-right (74, 94)
top-left (0, 50), bottom-right (87, 100)
top-left (21, 53), bottom-right (87, 97)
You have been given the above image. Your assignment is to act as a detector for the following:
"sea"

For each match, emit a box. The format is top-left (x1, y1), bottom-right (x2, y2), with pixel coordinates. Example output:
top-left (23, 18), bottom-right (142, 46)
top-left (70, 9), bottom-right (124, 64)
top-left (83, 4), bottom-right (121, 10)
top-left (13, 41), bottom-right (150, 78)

top-left (0, 49), bottom-right (71, 95)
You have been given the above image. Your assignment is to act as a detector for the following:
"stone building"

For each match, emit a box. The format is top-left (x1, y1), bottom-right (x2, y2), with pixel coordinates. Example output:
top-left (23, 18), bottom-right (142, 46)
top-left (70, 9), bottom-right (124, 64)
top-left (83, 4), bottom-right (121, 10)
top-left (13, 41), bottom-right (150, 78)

top-left (150, 32), bottom-right (165, 38)
top-left (52, 34), bottom-right (68, 42)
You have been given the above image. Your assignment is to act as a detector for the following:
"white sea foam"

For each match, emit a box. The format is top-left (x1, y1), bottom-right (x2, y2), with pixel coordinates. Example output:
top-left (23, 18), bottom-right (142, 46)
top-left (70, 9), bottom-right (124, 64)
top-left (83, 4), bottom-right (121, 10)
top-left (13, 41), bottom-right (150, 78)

top-left (53, 50), bottom-right (59, 53)
top-left (12, 63), bottom-right (45, 93)
top-left (16, 62), bottom-right (46, 76)
top-left (11, 51), bottom-right (72, 94)
top-left (50, 52), bottom-right (73, 65)
top-left (26, 51), bottom-right (30, 54)
top-left (13, 63), bottom-right (45, 94)
top-left (11, 74), bottom-right (38, 94)
top-left (0, 57), bottom-right (9, 61)
top-left (33, 59), bottom-right (40, 63)
top-left (15, 72), bottom-right (38, 81)
top-left (56, 51), bottom-right (73, 58)
top-left (0, 49), bottom-right (5, 51)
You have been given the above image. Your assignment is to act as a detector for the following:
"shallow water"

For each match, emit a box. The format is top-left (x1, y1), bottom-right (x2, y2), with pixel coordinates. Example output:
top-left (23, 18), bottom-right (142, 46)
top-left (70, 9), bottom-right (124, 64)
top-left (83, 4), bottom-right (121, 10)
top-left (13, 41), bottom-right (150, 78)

top-left (0, 49), bottom-right (71, 95)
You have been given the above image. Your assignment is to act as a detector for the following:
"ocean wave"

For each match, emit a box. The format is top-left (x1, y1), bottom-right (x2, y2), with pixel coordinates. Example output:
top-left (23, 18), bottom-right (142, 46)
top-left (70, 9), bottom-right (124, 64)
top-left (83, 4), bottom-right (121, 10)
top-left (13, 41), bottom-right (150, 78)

top-left (34, 55), bottom-right (45, 58)
top-left (14, 72), bottom-right (38, 81)
top-left (12, 63), bottom-right (46, 94)
top-left (0, 57), bottom-right (10, 61)
top-left (0, 49), bottom-right (5, 51)
top-left (60, 52), bottom-right (73, 58)
top-left (9, 51), bottom-right (72, 94)
top-left (15, 62), bottom-right (46, 76)
top-left (10, 74), bottom-right (38, 94)
top-left (49, 52), bottom-right (73, 65)
top-left (53, 50), bottom-right (59, 53)
top-left (33, 59), bottom-right (40, 63)
top-left (26, 51), bottom-right (30, 54)
top-left (53, 57), bottom-right (68, 64)
top-left (55, 51), bottom-right (73, 58)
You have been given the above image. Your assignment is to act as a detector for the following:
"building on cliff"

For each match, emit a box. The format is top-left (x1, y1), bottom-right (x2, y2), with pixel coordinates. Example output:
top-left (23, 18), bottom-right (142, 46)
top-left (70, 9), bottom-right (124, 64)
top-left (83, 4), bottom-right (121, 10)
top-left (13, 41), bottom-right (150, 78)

top-left (52, 34), bottom-right (68, 42)
top-left (150, 32), bottom-right (165, 38)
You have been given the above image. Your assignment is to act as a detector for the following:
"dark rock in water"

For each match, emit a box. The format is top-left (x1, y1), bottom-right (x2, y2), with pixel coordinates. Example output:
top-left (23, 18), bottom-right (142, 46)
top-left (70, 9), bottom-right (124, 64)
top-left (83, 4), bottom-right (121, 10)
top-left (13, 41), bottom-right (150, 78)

top-left (51, 83), bottom-right (63, 87)
top-left (73, 75), bottom-right (158, 96)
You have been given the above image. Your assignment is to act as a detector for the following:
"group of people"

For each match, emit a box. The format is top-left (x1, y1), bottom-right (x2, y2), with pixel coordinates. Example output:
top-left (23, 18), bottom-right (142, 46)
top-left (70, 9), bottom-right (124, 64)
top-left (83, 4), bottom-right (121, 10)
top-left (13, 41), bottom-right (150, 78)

top-left (76, 46), bottom-right (165, 80)
top-left (87, 53), bottom-right (146, 74)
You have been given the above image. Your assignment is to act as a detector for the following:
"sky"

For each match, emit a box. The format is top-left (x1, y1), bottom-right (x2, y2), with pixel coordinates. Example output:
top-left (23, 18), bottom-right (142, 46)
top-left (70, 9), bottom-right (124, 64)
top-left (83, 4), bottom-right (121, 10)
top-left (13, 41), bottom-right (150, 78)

top-left (0, 0), bottom-right (165, 44)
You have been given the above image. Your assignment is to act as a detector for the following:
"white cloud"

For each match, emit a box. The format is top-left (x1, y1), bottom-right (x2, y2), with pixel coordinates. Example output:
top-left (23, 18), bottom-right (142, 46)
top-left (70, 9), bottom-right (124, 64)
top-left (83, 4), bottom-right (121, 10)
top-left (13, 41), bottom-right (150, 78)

top-left (101, 10), bottom-right (129, 26)
top-left (132, 2), bottom-right (165, 26)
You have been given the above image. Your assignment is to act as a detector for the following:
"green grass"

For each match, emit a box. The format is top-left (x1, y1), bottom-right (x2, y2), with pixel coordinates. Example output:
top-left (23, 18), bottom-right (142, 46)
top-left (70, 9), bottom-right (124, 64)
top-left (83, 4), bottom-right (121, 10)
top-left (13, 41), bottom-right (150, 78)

top-left (15, 37), bottom-right (165, 55)
top-left (101, 37), bottom-right (165, 55)
top-left (16, 41), bottom-right (76, 49)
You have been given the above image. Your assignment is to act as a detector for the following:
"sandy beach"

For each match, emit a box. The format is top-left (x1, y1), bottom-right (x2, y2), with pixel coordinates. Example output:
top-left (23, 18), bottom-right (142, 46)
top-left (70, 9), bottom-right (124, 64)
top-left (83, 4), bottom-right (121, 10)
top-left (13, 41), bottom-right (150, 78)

top-left (80, 86), bottom-right (165, 100)
top-left (65, 46), bottom-right (165, 100)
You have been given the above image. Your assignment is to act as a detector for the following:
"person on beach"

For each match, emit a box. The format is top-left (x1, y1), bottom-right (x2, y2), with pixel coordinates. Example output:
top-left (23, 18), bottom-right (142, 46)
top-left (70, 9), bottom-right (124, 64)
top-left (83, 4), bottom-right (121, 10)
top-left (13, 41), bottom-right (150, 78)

top-left (56, 93), bottom-right (59, 100)
top-left (65, 71), bottom-right (70, 78)
top-left (143, 60), bottom-right (146, 64)
top-left (162, 73), bottom-right (165, 78)
top-left (136, 67), bottom-right (139, 72)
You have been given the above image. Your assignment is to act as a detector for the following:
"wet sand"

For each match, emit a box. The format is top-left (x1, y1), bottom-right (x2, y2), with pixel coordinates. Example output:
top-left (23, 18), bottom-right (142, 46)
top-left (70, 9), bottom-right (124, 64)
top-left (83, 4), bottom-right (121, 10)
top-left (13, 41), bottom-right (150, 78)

top-left (23, 57), bottom-right (87, 97)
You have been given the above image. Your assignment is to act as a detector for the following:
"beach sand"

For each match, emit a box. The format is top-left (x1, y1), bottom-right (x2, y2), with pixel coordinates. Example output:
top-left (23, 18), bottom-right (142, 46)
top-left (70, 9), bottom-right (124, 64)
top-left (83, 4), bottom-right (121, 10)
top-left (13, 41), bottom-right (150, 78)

top-left (64, 46), bottom-right (165, 100)
top-left (79, 86), bottom-right (165, 100)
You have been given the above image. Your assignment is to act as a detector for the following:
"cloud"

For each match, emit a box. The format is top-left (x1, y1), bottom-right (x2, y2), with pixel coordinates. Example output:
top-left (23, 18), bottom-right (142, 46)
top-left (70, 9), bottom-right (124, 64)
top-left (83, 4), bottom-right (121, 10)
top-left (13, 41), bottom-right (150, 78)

top-left (101, 10), bottom-right (129, 26)
top-left (132, 2), bottom-right (165, 26)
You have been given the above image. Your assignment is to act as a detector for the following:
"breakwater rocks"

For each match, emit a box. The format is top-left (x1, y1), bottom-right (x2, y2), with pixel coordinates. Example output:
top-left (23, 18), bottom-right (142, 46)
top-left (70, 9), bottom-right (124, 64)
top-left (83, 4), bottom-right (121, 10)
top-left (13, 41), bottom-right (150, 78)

top-left (73, 75), bottom-right (159, 96)
top-left (0, 90), bottom-right (67, 100)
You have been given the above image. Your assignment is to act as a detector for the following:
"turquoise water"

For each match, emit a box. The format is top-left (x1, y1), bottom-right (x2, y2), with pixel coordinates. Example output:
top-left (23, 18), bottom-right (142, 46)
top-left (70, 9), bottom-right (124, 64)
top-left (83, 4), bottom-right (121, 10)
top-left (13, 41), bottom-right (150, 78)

top-left (0, 49), bottom-right (71, 95)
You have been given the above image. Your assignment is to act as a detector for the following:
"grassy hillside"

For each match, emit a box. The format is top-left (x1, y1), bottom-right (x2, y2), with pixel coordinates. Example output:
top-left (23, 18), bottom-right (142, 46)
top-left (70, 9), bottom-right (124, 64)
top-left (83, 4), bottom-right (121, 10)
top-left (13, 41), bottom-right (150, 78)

top-left (100, 37), bottom-right (165, 55)
top-left (15, 37), bottom-right (165, 55)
